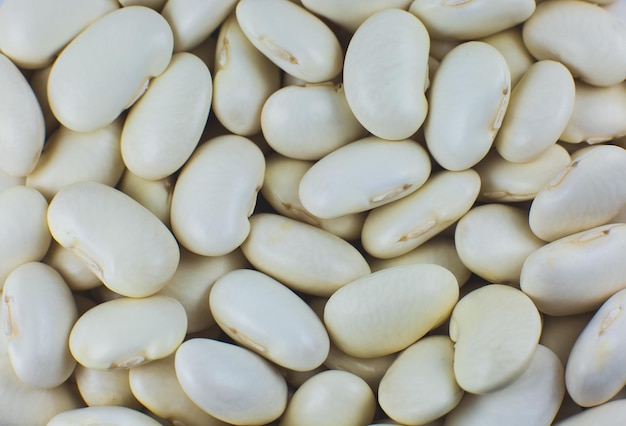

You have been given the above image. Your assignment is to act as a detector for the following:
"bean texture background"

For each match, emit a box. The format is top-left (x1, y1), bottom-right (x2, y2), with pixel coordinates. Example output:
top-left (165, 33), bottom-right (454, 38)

top-left (2, 1), bottom-right (626, 424)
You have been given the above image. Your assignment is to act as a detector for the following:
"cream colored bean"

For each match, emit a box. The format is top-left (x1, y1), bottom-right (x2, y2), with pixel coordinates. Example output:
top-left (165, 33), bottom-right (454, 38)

top-left (445, 345), bottom-right (564, 426)
top-left (495, 60), bottom-right (575, 162)
top-left (523, 0), bottom-right (626, 87)
top-left (48, 181), bottom-right (179, 297)
top-left (449, 284), bottom-right (542, 394)
top-left (0, 355), bottom-right (82, 425)
top-left (161, 0), bottom-right (237, 52)
top-left (171, 135), bottom-right (264, 256)
top-left (455, 204), bottom-right (545, 285)
top-left (560, 81), bottom-right (626, 144)
top-left (554, 399), bottom-right (626, 425)
top-left (324, 264), bottom-right (458, 358)
top-left (48, 406), bottom-right (162, 426)
top-left (262, 154), bottom-right (365, 240)
top-left (529, 145), bottom-right (626, 241)
top-left (475, 144), bottom-right (571, 202)
top-left (236, 0), bottom-right (342, 83)
top-left (479, 27), bottom-right (535, 87)
top-left (48, 6), bottom-right (173, 132)
top-left (213, 14), bottom-right (280, 136)
top-left (425, 42), bottom-right (510, 171)
top-left (362, 170), bottom-right (480, 259)
top-left (121, 52), bottom-right (212, 180)
top-left (210, 269), bottom-right (330, 371)
top-left (0, 53), bottom-right (45, 177)
top-left (42, 242), bottom-right (100, 292)
top-left (566, 288), bottom-right (626, 407)
top-left (0, 186), bottom-right (50, 287)
top-left (158, 248), bottom-right (248, 333)
top-left (129, 355), bottom-right (227, 426)
top-left (30, 65), bottom-right (59, 135)
top-left (324, 343), bottom-right (397, 390)
top-left (280, 370), bottom-right (376, 426)
top-left (241, 213), bottom-right (370, 297)
top-left (379, 336), bottom-right (462, 425)
top-left (300, 137), bottom-right (431, 219)
top-left (0, 0), bottom-right (117, 69)
top-left (539, 313), bottom-right (593, 366)
top-left (117, 170), bottom-right (173, 227)
top-left (2, 262), bottom-right (76, 389)
top-left (300, 0), bottom-right (412, 33)
top-left (26, 119), bottom-right (125, 200)
top-left (410, 0), bottom-right (535, 40)
top-left (75, 365), bottom-right (141, 409)
top-left (175, 338), bottom-right (288, 425)
top-left (262, 83), bottom-right (366, 160)
top-left (69, 295), bottom-right (187, 370)
top-left (369, 236), bottom-right (471, 287)
top-left (343, 9), bottom-right (429, 140)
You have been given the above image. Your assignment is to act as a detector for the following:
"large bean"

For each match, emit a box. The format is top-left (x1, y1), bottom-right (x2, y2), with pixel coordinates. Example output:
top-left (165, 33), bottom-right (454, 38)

top-left (343, 9), bottom-right (429, 140)
top-left (48, 6), bottom-right (173, 132)
top-left (47, 181), bottom-right (179, 297)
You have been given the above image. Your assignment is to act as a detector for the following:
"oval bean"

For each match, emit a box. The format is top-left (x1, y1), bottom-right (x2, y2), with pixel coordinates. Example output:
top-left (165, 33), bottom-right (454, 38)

top-left (324, 264), bottom-right (458, 358)
top-left (69, 295), bottom-right (187, 369)
top-left (343, 9), bottom-right (429, 140)
top-left (175, 338), bottom-right (288, 425)
top-left (47, 181), bottom-right (180, 297)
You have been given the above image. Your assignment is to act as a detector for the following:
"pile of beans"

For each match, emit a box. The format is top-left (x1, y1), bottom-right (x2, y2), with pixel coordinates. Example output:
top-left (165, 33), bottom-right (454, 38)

top-left (1, 0), bottom-right (626, 424)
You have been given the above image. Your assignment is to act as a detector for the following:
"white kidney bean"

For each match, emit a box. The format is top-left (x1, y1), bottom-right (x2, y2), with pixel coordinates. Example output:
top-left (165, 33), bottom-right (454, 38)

top-left (495, 60), bottom-right (575, 162)
top-left (529, 145), bottom-right (626, 241)
top-left (444, 345), bottom-right (564, 426)
top-left (69, 295), bottom-right (187, 369)
top-left (475, 144), bottom-right (571, 202)
top-left (410, 0), bottom-right (535, 40)
top-left (236, 0), bottom-right (343, 83)
top-left (158, 248), bottom-right (248, 333)
top-left (554, 399), bottom-right (626, 426)
top-left (26, 119), bottom-right (125, 200)
top-left (299, 137), bottom-right (431, 219)
top-left (362, 170), bottom-right (480, 259)
top-left (212, 14), bottom-right (280, 136)
top-left (121, 52), bottom-right (212, 180)
top-left (343, 9), bottom-right (429, 140)
top-left (48, 406), bottom-right (162, 426)
top-left (449, 284), bottom-right (542, 394)
top-left (0, 355), bottom-right (82, 425)
top-left (210, 269), bottom-right (330, 371)
top-left (2, 262), bottom-right (76, 389)
top-left (324, 264), bottom-right (458, 358)
top-left (48, 6), bottom-right (173, 132)
top-left (161, 0), bottom-right (237, 52)
top-left (425, 41), bottom-right (510, 171)
top-left (171, 135), bottom-right (265, 256)
top-left (279, 370), bottom-right (376, 426)
top-left (521, 224), bottom-right (626, 316)
top-left (0, 186), bottom-right (50, 287)
top-left (241, 213), bottom-right (370, 296)
top-left (129, 355), bottom-right (227, 426)
top-left (523, 0), bottom-right (626, 87)
top-left (560, 81), bottom-right (626, 144)
top-left (455, 204), bottom-right (545, 285)
top-left (262, 83), bottom-right (366, 160)
top-left (479, 27), bottom-right (535, 87)
top-left (75, 365), bottom-right (141, 409)
top-left (0, 53), bottom-right (45, 177)
top-left (565, 288), bottom-right (626, 407)
top-left (0, 0), bottom-right (117, 69)
top-left (379, 336), bottom-right (462, 425)
top-left (262, 154), bottom-right (366, 240)
top-left (369, 236), bottom-right (471, 287)
top-left (324, 343), bottom-right (398, 390)
top-left (175, 338), bottom-right (288, 425)
top-left (47, 181), bottom-right (179, 297)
